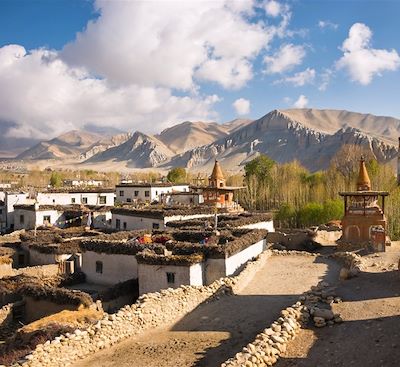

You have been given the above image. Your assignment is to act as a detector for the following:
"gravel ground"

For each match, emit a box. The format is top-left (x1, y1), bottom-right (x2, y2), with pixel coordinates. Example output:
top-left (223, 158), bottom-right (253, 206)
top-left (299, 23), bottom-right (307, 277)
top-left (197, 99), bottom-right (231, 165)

top-left (277, 245), bottom-right (400, 367)
top-left (74, 254), bottom-right (340, 367)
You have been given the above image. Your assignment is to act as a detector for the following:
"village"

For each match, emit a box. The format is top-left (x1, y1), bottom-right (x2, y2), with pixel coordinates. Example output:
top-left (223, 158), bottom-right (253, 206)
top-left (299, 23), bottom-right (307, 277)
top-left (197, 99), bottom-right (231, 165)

top-left (0, 156), bottom-right (398, 367)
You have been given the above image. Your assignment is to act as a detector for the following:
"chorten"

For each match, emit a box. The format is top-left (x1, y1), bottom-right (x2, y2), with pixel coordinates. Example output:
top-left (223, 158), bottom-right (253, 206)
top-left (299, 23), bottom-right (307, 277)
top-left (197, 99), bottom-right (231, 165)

top-left (339, 156), bottom-right (389, 251)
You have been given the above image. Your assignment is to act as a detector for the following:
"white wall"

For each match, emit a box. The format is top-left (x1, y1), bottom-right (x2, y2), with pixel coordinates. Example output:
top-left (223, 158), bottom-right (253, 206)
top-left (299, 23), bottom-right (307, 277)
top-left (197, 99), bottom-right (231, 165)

top-left (5, 192), bottom-right (30, 229)
top-left (111, 212), bottom-right (214, 231)
top-left (36, 192), bottom-right (114, 206)
top-left (239, 220), bottom-right (275, 232)
top-left (14, 209), bottom-right (61, 230)
top-left (116, 184), bottom-right (189, 204)
top-left (82, 251), bottom-right (138, 286)
top-left (138, 262), bottom-right (203, 295)
top-left (112, 214), bottom-right (164, 230)
top-left (205, 239), bottom-right (266, 284)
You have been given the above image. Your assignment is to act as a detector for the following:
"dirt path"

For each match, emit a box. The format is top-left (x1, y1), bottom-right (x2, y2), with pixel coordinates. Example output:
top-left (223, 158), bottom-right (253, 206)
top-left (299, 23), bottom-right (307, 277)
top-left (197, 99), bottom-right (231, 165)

top-left (277, 246), bottom-right (400, 367)
top-left (74, 255), bottom-right (340, 367)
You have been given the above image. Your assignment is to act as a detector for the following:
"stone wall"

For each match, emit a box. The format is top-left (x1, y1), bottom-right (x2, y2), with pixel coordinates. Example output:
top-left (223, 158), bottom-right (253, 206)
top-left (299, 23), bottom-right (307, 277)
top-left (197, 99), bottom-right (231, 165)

top-left (222, 302), bottom-right (308, 367)
top-left (18, 250), bottom-right (272, 367)
top-left (0, 303), bottom-right (13, 329)
top-left (1, 264), bottom-right (60, 279)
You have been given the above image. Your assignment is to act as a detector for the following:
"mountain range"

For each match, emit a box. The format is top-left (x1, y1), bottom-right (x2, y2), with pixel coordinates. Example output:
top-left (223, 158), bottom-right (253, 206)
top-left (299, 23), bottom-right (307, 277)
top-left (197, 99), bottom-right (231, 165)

top-left (11, 109), bottom-right (400, 172)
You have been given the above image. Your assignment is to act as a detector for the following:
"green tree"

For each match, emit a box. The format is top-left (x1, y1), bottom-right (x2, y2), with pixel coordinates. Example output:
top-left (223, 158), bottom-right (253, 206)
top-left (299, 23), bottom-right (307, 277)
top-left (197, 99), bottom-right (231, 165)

top-left (275, 203), bottom-right (297, 228)
top-left (322, 199), bottom-right (344, 223)
top-left (167, 167), bottom-right (187, 183)
top-left (298, 202), bottom-right (324, 227)
top-left (244, 154), bottom-right (275, 182)
top-left (49, 172), bottom-right (63, 187)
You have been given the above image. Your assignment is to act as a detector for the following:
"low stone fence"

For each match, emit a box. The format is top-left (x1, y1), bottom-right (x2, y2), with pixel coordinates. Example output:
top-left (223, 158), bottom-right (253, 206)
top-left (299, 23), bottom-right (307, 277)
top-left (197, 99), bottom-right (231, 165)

top-left (222, 302), bottom-right (309, 367)
top-left (330, 251), bottom-right (363, 279)
top-left (16, 251), bottom-right (272, 367)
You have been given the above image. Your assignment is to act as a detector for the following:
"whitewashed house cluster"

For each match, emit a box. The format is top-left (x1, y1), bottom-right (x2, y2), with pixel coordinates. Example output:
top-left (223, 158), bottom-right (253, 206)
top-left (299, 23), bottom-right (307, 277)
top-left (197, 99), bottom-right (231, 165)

top-left (0, 188), bottom-right (115, 232)
top-left (78, 227), bottom-right (268, 296)
top-left (115, 183), bottom-right (189, 204)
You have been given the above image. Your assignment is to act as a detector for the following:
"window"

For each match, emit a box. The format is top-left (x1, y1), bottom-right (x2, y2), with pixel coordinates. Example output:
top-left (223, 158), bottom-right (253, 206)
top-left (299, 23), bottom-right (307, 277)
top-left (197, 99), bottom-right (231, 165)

top-left (19, 214), bottom-right (24, 224)
top-left (96, 261), bottom-right (103, 274)
top-left (0, 209), bottom-right (2, 214)
top-left (82, 197), bottom-right (88, 204)
top-left (220, 182), bottom-right (224, 187)
top-left (152, 222), bottom-right (160, 229)
top-left (71, 198), bottom-right (76, 204)
top-left (99, 196), bottom-right (106, 204)
top-left (127, 198), bottom-right (132, 203)
top-left (119, 190), bottom-right (124, 197)
top-left (166, 272), bottom-right (175, 284)
top-left (155, 190), bottom-right (158, 195)
top-left (134, 191), bottom-right (139, 197)
top-left (116, 218), bottom-right (121, 229)
top-left (43, 215), bottom-right (51, 223)
top-left (145, 191), bottom-right (150, 197)
top-left (123, 222), bottom-right (127, 230)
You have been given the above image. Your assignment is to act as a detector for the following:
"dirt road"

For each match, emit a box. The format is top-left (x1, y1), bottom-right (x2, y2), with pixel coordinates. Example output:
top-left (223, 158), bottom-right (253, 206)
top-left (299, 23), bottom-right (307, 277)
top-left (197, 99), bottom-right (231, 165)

top-left (74, 254), bottom-right (340, 367)
top-left (277, 246), bottom-right (400, 367)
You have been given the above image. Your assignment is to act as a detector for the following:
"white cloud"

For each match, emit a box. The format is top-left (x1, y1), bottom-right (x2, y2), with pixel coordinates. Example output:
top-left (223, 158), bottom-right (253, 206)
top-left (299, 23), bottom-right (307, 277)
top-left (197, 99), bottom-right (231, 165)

top-left (0, 0), bottom-right (299, 139)
top-left (233, 98), bottom-right (251, 115)
top-left (293, 95), bottom-right (308, 108)
top-left (0, 45), bottom-right (220, 139)
top-left (264, 1), bottom-right (282, 17)
top-left (318, 20), bottom-right (338, 30)
top-left (264, 44), bottom-right (306, 74)
top-left (275, 67), bottom-right (315, 86)
top-left (336, 23), bottom-right (400, 85)
top-left (62, 0), bottom-right (274, 91)
top-left (319, 68), bottom-right (333, 91)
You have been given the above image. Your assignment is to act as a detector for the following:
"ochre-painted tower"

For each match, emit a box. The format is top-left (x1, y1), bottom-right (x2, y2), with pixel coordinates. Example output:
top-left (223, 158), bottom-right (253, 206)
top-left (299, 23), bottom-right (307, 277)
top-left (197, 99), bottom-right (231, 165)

top-left (339, 156), bottom-right (389, 251)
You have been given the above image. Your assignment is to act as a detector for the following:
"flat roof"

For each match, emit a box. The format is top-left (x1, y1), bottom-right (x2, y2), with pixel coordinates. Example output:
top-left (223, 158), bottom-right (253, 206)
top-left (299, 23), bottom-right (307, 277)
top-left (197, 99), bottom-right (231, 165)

top-left (116, 183), bottom-right (189, 188)
top-left (339, 191), bottom-right (389, 196)
top-left (111, 206), bottom-right (215, 219)
top-left (14, 204), bottom-right (113, 212)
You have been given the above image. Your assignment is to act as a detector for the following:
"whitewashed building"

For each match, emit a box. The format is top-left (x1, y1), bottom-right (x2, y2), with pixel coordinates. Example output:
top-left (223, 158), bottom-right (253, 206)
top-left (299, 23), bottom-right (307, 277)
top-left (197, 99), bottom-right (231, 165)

top-left (111, 207), bottom-right (215, 231)
top-left (1, 191), bottom-right (31, 231)
top-left (63, 179), bottom-right (105, 187)
top-left (115, 183), bottom-right (189, 204)
top-left (137, 254), bottom-right (204, 295)
top-left (13, 204), bottom-right (112, 230)
top-left (136, 230), bottom-right (267, 295)
top-left (36, 189), bottom-right (114, 206)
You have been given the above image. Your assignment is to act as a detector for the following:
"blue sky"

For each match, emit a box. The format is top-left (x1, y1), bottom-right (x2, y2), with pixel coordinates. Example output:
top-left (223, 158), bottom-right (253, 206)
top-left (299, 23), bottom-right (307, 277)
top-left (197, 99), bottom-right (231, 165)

top-left (0, 0), bottom-right (399, 139)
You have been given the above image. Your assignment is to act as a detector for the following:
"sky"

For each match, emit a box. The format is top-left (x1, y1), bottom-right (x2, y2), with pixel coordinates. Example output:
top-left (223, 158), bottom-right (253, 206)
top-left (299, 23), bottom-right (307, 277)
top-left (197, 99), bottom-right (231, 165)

top-left (0, 0), bottom-right (399, 140)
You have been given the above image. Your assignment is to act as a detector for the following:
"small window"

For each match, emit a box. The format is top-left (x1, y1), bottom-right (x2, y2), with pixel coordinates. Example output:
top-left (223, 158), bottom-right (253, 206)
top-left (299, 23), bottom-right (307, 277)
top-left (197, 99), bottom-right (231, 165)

top-left (123, 222), bottom-right (127, 230)
top-left (71, 198), bottom-right (76, 204)
top-left (99, 196), bottom-right (106, 204)
top-left (119, 190), bottom-right (124, 197)
top-left (116, 218), bottom-right (121, 229)
top-left (155, 190), bottom-right (158, 195)
top-left (166, 272), bottom-right (175, 284)
top-left (96, 261), bottom-right (103, 274)
top-left (82, 197), bottom-right (88, 204)
top-left (145, 191), bottom-right (150, 197)
top-left (43, 215), bottom-right (51, 223)
top-left (152, 222), bottom-right (160, 229)
top-left (0, 209), bottom-right (2, 214)
top-left (19, 214), bottom-right (24, 224)
top-left (127, 198), bottom-right (132, 203)
top-left (134, 190), bottom-right (139, 197)
top-left (220, 182), bottom-right (224, 187)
